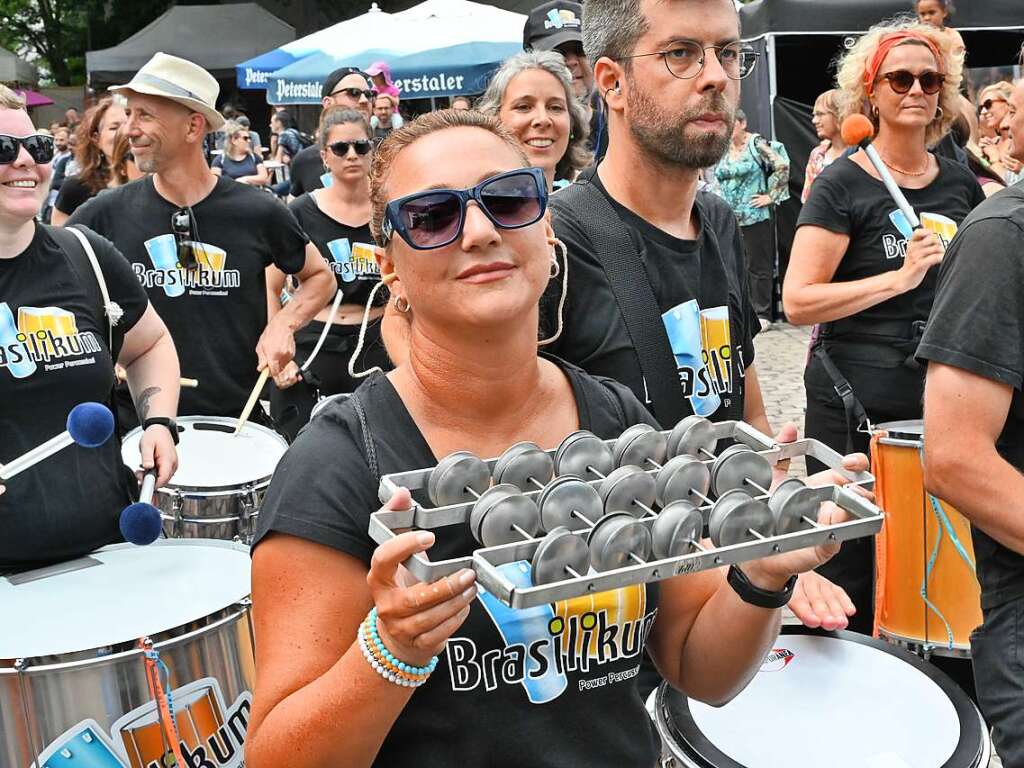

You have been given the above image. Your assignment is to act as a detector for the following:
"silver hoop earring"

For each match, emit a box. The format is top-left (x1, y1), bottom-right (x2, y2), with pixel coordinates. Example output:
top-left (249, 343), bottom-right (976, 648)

top-left (871, 105), bottom-right (879, 118)
top-left (935, 106), bottom-right (944, 120)
top-left (394, 295), bottom-right (410, 313)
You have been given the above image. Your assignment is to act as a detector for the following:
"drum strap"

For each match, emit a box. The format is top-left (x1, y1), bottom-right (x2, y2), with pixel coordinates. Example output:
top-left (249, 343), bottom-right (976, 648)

top-left (812, 344), bottom-right (872, 454)
top-left (350, 391), bottom-right (381, 485)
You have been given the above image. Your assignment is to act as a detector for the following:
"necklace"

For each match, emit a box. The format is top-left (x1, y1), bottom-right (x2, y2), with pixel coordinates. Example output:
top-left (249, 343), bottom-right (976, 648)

top-left (878, 153), bottom-right (930, 177)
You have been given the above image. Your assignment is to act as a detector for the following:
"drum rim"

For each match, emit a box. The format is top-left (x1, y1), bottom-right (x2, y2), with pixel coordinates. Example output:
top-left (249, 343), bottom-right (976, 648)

top-left (122, 415), bottom-right (287, 493)
top-left (657, 627), bottom-right (985, 768)
top-left (875, 419), bottom-right (924, 443)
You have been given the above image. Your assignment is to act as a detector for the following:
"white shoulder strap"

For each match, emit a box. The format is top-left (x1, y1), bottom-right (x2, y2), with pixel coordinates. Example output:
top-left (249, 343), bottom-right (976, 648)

top-left (66, 225), bottom-right (122, 349)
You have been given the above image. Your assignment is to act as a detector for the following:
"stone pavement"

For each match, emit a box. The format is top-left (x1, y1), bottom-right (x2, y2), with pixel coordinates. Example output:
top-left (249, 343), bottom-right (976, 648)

top-left (752, 321), bottom-right (811, 475)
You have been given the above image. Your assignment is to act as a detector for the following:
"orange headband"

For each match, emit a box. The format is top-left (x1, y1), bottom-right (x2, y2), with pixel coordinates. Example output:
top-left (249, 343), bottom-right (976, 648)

top-left (864, 32), bottom-right (944, 97)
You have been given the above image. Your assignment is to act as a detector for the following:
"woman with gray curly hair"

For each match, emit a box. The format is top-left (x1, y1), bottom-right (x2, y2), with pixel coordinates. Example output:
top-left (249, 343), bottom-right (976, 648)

top-left (783, 17), bottom-right (985, 633)
top-left (476, 50), bottom-right (591, 189)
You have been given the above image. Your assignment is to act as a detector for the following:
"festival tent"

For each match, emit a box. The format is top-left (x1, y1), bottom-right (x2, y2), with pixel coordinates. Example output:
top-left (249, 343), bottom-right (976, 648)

top-left (262, 0), bottom-right (526, 104)
top-left (235, 4), bottom-right (393, 91)
top-left (736, 0), bottom-right (1024, 319)
top-left (86, 3), bottom-right (295, 86)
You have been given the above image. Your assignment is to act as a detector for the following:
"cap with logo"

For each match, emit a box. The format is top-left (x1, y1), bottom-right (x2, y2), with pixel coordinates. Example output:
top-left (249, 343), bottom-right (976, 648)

top-left (523, 0), bottom-right (584, 52)
top-left (111, 52), bottom-right (224, 132)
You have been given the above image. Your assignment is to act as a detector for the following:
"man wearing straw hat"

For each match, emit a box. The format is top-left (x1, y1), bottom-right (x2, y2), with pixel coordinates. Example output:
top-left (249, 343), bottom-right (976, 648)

top-left (70, 52), bottom-right (334, 427)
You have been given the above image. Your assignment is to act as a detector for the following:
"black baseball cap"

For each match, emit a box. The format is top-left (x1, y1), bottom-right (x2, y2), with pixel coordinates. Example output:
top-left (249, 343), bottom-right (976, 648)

top-left (323, 66), bottom-right (371, 98)
top-left (523, 1), bottom-right (584, 52)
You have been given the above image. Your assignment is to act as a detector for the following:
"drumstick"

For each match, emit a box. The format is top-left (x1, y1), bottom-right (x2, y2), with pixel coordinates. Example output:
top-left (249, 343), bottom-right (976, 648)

top-left (0, 402), bottom-right (114, 480)
top-left (234, 367), bottom-right (270, 435)
top-left (180, 377), bottom-right (199, 388)
top-left (841, 114), bottom-right (921, 230)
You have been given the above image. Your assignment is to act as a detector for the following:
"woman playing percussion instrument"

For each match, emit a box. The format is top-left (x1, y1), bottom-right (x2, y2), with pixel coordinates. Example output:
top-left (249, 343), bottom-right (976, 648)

top-left (247, 109), bottom-right (856, 768)
top-left (476, 50), bottom-right (592, 190)
top-left (267, 107), bottom-right (391, 440)
top-left (783, 19), bottom-right (985, 632)
top-left (0, 86), bottom-right (180, 571)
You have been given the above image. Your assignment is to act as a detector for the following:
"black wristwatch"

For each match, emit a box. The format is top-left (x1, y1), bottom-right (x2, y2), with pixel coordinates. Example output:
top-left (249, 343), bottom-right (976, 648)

top-left (142, 417), bottom-right (179, 445)
top-left (727, 564), bottom-right (797, 609)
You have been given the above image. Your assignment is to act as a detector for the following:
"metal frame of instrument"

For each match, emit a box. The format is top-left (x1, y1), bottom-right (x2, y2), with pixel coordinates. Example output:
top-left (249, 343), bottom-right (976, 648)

top-left (371, 421), bottom-right (881, 609)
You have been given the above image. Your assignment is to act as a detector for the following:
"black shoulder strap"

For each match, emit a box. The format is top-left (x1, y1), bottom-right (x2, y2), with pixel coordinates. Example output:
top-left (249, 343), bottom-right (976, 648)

top-left (349, 391), bottom-right (381, 486)
top-left (553, 169), bottom-right (685, 424)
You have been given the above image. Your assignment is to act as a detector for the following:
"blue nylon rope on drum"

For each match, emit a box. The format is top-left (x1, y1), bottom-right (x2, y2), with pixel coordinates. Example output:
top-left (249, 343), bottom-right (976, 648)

top-left (145, 647), bottom-right (182, 737)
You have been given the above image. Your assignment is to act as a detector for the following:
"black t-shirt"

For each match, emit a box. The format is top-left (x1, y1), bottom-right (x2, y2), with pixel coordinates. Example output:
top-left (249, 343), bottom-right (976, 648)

top-left (54, 175), bottom-right (96, 216)
top-left (253, 360), bottom-right (662, 767)
top-left (917, 185), bottom-right (1024, 610)
top-left (68, 176), bottom-right (308, 418)
top-left (546, 169), bottom-right (758, 425)
top-left (212, 152), bottom-right (262, 181)
top-left (288, 192), bottom-right (380, 305)
top-left (289, 145), bottom-right (327, 197)
top-left (0, 224), bottom-right (148, 570)
top-left (797, 155), bottom-right (984, 341)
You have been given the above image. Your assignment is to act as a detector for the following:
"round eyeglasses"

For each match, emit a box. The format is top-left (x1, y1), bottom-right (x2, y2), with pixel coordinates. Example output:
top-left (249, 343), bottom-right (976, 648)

top-left (618, 41), bottom-right (759, 81)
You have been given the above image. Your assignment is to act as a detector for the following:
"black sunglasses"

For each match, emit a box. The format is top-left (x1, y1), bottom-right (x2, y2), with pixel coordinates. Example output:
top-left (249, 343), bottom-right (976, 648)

top-left (331, 87), bottom-right (376, 102)
top-left (980, 97), bottom-right (1007, 112)
top-left (171, 209), bottom-right (198, 270)
top-left (0, 133), bottom-right (55, 165)
top-left (328, 139), bottom-right (373, 157)
top-left (380, 167), bottom-right (548, 250)
top-left (877, 70), bottom-right (946, 95)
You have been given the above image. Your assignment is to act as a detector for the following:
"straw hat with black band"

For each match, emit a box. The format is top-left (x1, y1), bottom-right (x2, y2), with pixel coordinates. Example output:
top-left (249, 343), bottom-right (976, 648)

top-left (110, 52), bottom-right (225, 132)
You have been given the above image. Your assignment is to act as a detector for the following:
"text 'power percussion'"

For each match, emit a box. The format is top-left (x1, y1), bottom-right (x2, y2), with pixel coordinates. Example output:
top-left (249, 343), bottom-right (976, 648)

top-left (872, 421), bottom-right (983, 657)
top-left (121, 416), bottom-right (287, 542)
top-left (0, 539), bottom-right (255, 768)
top-left (370, 417), bottom-right (883, 609)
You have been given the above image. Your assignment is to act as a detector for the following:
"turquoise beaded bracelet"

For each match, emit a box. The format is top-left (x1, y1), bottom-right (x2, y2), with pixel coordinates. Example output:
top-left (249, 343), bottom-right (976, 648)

top-left (359, 607), bottom-right (439, 686)
top-left (368, 608), bottom-right (439, 676)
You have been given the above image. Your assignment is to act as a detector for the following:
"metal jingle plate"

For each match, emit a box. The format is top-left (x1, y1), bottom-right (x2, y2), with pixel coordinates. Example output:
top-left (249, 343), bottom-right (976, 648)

top-left (469, 484), bottom-right (519, 543)
top-left (708, 489), bottom-right (750, 545)
top-left (671, 416), bottom-right (717, 459)
top-left (537, 476), bottom-right (603, 532)
top-left (495, 446), bottom-right (555, 492)
top-left (712, 498), bottom-right (774, 547)
top-left (431, 451), bottom-right (490, 507)
top-left (599, 466), bottom-right (657, 518)
top-left (590, 514), bottom-right (653, 572)
top-left (767, 478), bottom-right (805, 514)
top-left (478, 492), bottom-right (541, 548)
top-left (656, 455), bottom-right (712, 507)
top-left (711, 449), bottom-right (773, 498)
top-left (532, 526), bottom-right (591, 585)
top-left (652, 500), bottom-right (703, 559)
top-left (614, 424), bottom-right (668, 469)
top-left (772, 484), bottom-right (822, 535)
top-left (554, 430), bottom-right (615, 479)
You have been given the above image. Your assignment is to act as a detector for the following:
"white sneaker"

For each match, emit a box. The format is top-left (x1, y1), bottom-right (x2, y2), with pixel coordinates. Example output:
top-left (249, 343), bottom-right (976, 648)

top-left (758, 318), bottom-right (772, 332)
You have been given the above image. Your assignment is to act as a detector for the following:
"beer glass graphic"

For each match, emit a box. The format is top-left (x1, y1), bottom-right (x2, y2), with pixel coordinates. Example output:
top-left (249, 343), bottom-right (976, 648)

top-left (699, 306), bottom-right (733, 398)
top-left (351, 243), bottom-right (380, 278)
top-left (0, 302), bottom-right (36, 378)
top-left (192, 242), bottom-right (227, 271)
top-left (327, 238), bottom-right (356, 283)
top-left (19, 306), bottom-right (77, 356)
top-left (662, 300), bottom-right (721, 416)
top-left (143, 234), bottom-right (186, 297)
top-left (920, 212), bottom-right (958, 250)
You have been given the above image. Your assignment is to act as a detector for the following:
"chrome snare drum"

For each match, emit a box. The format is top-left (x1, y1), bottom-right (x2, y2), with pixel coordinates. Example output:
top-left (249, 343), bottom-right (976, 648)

top-left (0, 539), bottom-right (255, 768)
top-left (122, 416), bottom-right (288, 541)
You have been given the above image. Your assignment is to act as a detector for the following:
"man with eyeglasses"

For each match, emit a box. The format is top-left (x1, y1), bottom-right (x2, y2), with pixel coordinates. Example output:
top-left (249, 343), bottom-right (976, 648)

top-left (69, 53), bottom-right (334, 427)
top-left (288, 67), bottom-right (376, 199)
top-left (542, 0), bottom-right (866, 650)
top-left (920, 76), bottom-right (1024, 767)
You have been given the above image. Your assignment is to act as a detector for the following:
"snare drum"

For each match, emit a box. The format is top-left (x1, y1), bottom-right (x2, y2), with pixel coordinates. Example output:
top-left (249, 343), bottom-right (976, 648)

top-left (310, 392), bottom-right (350, 420)
top-left (0, 539), bottom-right (255, 768)
top-left (650, 628), bottom-right (991, 768)
top-left (873, 420), bottom-right (983, 656)
top-left (122, 415), bottom-right (288, 541)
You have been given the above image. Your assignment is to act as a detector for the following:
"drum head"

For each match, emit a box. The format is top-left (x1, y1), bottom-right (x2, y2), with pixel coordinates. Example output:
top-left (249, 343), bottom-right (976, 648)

top-left (312, 392), bottom-right (350, 419)
top-left (876, 419), bottom-right (924, 442)
top-left (0, 540), bottom-right (251, 659)
top-left (122, 416), bottom-right (288, 491)
top-left (657, 628), bottom-right (986, 768)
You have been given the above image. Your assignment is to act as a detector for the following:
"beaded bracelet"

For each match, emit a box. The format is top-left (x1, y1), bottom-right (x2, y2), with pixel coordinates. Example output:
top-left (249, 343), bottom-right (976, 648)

top-left (358, 607), bottom-right (439, 687)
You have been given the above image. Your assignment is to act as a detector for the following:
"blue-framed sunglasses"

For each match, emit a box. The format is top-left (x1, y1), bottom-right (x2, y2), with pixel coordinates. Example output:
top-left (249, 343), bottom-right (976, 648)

top-left (380, 167), bottom-right (548, 250)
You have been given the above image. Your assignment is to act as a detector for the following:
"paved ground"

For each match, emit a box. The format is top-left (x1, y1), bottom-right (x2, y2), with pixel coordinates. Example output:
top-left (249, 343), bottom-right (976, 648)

top-left (752, 321), bottom-right (811, 475)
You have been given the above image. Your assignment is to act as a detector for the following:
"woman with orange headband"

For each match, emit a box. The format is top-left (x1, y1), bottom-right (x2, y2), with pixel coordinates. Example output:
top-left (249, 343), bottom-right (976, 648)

top-left (783, 20), bottom-right (984, 634)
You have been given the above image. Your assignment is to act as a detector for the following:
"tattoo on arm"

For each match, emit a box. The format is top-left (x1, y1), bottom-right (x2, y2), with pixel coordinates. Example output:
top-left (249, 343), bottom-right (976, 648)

top-left (136, 386), bottom-right (161, 421)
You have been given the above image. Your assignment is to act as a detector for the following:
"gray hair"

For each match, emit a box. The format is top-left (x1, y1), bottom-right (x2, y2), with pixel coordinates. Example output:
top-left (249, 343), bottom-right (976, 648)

top-left (582, 0), bottom-right (649, 64)
top-left (476, 50), bottom-right (592, 181)
top-left (318, 107), bottom-right (371, 148)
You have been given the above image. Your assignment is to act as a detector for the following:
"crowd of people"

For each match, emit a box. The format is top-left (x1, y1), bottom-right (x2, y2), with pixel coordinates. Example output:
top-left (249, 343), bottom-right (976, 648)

top-left (1, 0), bottom-right (1023, 764)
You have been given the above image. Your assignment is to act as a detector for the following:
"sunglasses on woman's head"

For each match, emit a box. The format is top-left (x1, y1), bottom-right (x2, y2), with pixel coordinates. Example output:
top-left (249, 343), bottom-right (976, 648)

top-left (877, 70), bottom-right (946, 95)
top-left (0, 134), bottom-right (55, 165)
top-left (980, 98), bottom-right (1007, 112)
top-left (380, 167), bottom-right (548, 251)
top-left (328, 139), bottom-right (373, 157)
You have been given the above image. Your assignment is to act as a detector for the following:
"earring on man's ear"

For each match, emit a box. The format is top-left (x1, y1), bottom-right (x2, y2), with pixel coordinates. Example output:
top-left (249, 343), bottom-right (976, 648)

top-left (394, 294), bottom-right (410, 313)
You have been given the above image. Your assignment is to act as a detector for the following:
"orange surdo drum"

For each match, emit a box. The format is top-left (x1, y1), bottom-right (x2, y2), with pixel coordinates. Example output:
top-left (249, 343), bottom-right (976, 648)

top-left (872, 421), bottom-right (983, 656)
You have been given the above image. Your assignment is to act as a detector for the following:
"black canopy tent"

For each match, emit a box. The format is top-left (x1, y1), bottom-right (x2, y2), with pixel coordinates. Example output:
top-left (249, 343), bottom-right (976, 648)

top-left (86, 3), bottom-right (294, 130)
top-left (737, 0), bottom-right (1024, 320)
